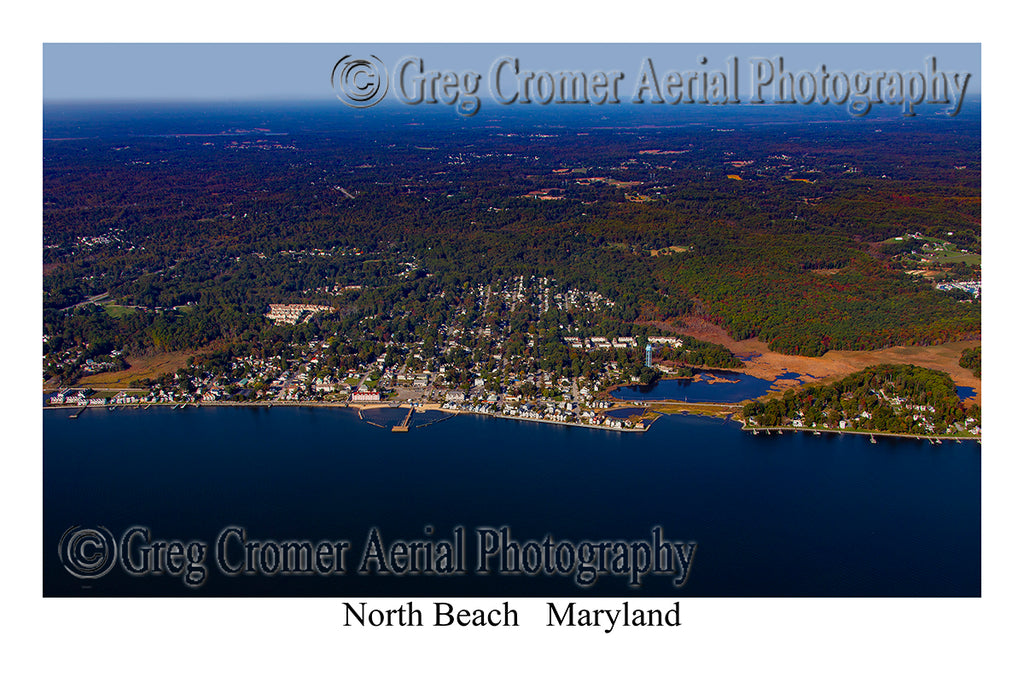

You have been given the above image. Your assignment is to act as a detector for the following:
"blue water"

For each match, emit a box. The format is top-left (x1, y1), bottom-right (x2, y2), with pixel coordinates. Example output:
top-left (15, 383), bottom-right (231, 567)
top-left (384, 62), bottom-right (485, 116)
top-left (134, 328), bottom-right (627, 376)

top-left (44, 405), bottom-right (980, 597)
top-left (605, 407), bottom-right (646, 418)
top-left (615, 373), bottom-right (972, 405)
top-left (956, 386), bottom-right (977, 401)
top-left (358, 406), bottom-right (447, 428)
top-left (612, 370), bottom-right (775, 402)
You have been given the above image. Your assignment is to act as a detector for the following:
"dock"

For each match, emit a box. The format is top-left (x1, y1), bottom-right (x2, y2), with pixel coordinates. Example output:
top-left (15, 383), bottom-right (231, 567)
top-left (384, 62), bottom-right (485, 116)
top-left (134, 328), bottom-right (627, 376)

top-left (391, 407), bottom-right (414, 432)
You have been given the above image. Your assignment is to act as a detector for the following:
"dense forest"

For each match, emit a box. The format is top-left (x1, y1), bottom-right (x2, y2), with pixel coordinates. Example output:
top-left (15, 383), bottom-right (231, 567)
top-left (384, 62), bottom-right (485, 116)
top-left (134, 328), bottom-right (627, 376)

top-left (959, 347), bottom-right (981, 377)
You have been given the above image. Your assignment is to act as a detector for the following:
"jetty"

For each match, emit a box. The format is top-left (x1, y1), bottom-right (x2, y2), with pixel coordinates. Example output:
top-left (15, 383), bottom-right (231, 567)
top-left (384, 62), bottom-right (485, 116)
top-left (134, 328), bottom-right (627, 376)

top-left (415, 412), bottom-right (456, 428)
top-left (392, 408), bottom-right (414, 432)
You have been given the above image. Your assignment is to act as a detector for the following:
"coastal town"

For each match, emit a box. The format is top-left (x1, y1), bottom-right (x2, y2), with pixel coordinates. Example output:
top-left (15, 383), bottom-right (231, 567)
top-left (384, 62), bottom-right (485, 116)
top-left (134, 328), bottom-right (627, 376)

top-left (43, 106), bottom-right (981, 441)
top-left (47, 274), bottom-right (671, 429)
top-left (46, 287), bottom-right (981, 439)
top-left (44, 258), bottom-right (981, 438)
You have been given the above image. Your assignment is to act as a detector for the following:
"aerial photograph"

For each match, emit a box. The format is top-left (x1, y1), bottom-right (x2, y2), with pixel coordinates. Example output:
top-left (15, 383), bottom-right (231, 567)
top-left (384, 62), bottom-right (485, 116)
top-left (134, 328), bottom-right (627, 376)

top-left (42, 43), bottom-right (981, 598)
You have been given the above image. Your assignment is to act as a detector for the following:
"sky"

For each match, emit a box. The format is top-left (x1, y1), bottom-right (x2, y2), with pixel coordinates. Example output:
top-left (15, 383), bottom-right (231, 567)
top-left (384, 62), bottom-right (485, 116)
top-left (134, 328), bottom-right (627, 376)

top-left (43, 43), bottom-right (981, 103)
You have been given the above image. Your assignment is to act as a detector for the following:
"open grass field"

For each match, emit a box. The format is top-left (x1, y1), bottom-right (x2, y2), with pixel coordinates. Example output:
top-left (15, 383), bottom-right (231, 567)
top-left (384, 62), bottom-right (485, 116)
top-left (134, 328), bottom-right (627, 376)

top-left (73, 350), bottom-right (195, 389)
top-left (102, 304), bottom-right (137, 319)
top-left (882, 235), bottom-right (981, 268)
top-left (927, 251), bottom-right (981, 267)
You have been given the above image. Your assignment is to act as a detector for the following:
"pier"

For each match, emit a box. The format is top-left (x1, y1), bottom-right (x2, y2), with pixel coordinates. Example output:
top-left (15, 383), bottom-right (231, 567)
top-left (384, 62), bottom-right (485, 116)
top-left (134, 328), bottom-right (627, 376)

top-left (391, 408), bottom-right (414, 432)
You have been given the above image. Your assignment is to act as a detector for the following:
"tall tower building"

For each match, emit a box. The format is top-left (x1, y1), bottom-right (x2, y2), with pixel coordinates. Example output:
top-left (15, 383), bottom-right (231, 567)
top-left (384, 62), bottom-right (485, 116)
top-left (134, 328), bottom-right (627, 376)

top-left (645, 343), bottom-right (653, 368)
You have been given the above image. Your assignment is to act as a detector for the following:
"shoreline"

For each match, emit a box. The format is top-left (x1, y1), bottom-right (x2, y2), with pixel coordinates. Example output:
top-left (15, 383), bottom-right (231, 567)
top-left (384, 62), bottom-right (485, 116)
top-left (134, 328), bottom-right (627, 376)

top-left (599, 368), bottom-right (747, 400)
top-left (44, 400), bottom-right (980, 440)
top-left (740, 423), bottom-right (980, 443)
top-left (43, 400), bottom-right (654, 433)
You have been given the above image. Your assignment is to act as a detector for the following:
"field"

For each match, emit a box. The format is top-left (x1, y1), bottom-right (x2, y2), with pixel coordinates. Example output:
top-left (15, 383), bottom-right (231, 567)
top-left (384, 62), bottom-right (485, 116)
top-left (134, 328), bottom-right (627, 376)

top-left (650, 246), bottom-right (690, 257)
top-left (884, 235), bottom-right (981, 268)
top-left (102, 304), bottom-right (137, 319)
top-left (71, 350), bottom-right (197, 389)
